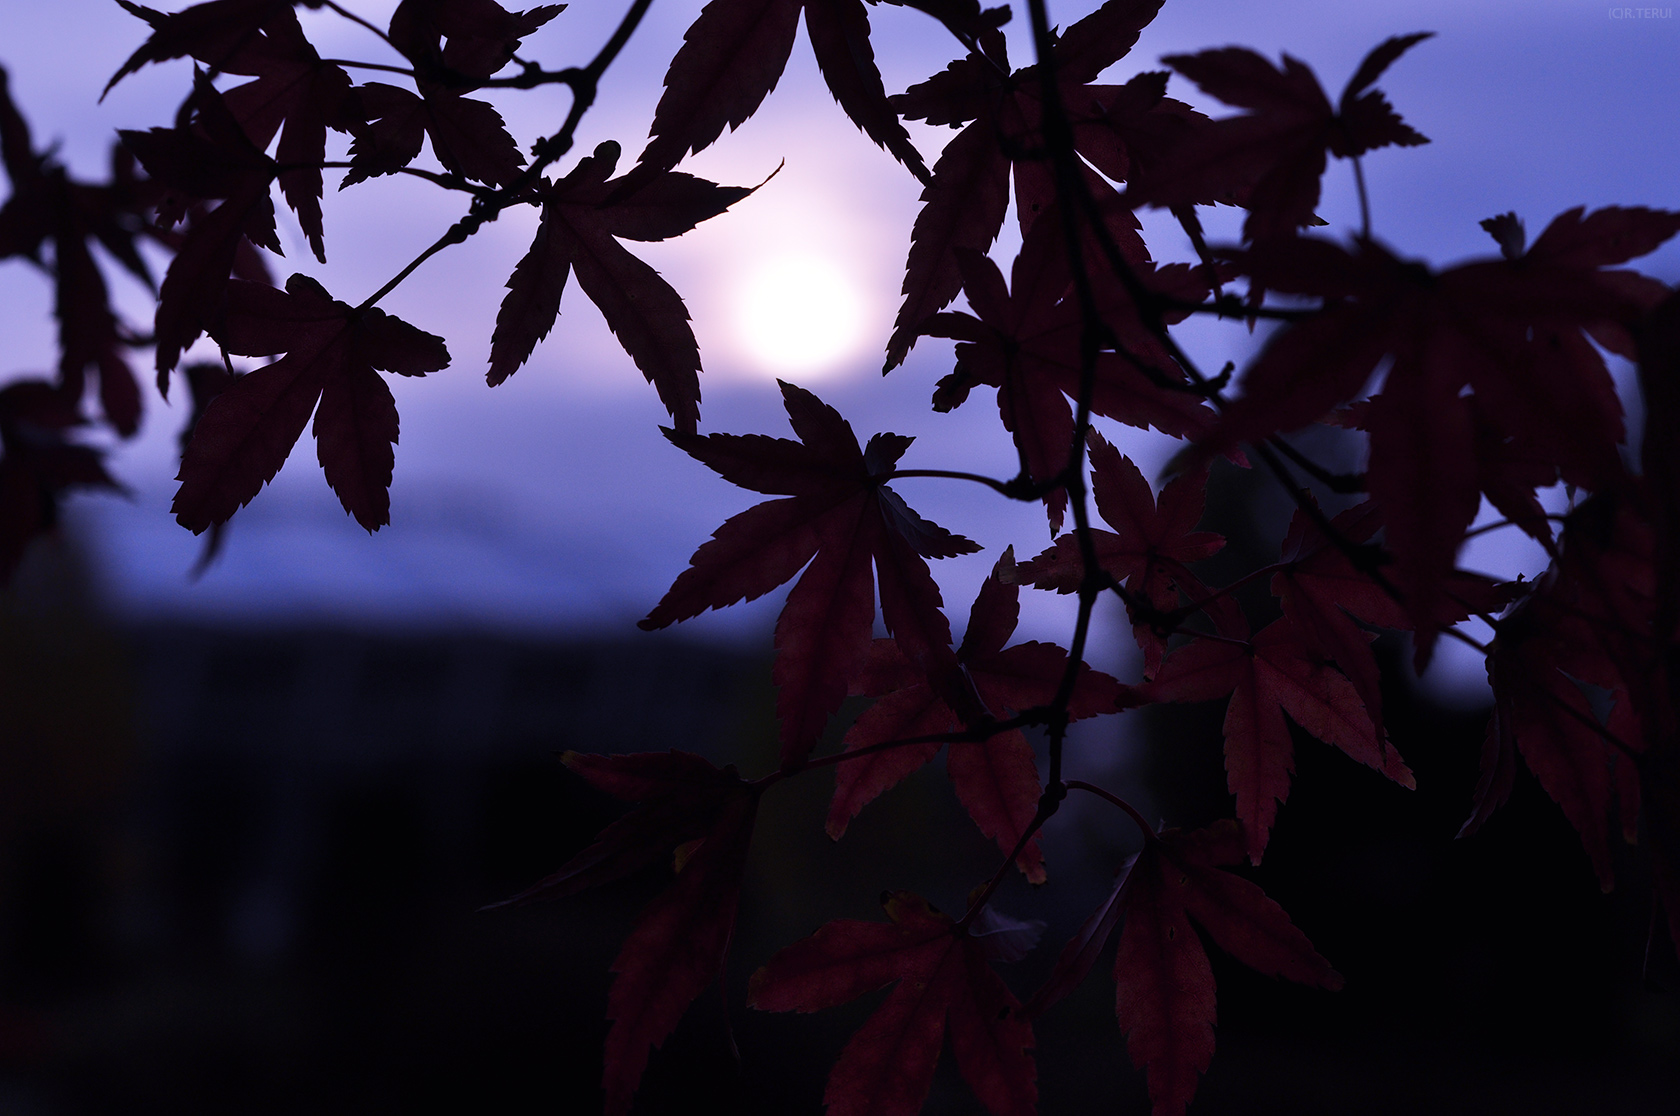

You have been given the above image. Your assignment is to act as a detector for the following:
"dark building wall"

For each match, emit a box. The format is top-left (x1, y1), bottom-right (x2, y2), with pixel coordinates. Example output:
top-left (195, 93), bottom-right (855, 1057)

top-left (0, 531), bottom-right (1676, 1114)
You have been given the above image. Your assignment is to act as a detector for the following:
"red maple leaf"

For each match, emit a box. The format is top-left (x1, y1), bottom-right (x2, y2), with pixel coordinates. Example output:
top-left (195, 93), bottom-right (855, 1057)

top-left (490, 750), bottom-right (759, 1116)
top-left (386, 0), bottom-right (564, 87)
top-left (748, 890), bottom-right (1038, 1116)
top-left (104, 0), bottom-right (297, 96)
top-left (1480, 621), bottom-right (1629, 892)
top-left (1269, 494), bottom-right (1521, 714)
top-left (1267, 500), bottom-right (1393, 739)
top-left (340, 0), bottom-right (559, 188)
top-left (1, 69), bottom-right (154, 436)
top-left (640, 381), bottom-right (978, 768)
top-left (174, 273), bottom-right (449, 532)
top-left (340, 81), bottom-right (524, 188)
top-left (1640, 288), bottom-right (1680, 631)
top-left (1019, 430), bottom-right (1225, 677)
top-left (487, 141), bottom-right (751, 433)
top-left (875, 0), bottom-right (1011, 50)
top-left (1146, 612), bottom-right (1413, 864)
top-left (1635, 298), bottom-right (1680, 953)
top-left (827, 548), bottom-right (1125, 881)
top-left (111, 1), bottom-right (360, 263)
top-left (121, 74), bottom-right (283, 379)
top-left (0, 381), bottom-right (125, 580)
top-left (1463, 495), bottom-right (1654, 892)
top-left (174, 361), bottom-right (241, 575)
top-left (918, 216), bottom-right (1215, 530)
top-left (884, 0), bottom-right (1173, 369)
top-left (1130, 33), bottom-right (1433, 241)
top-left (1026, 820), bottom-right (1341, 1116)
top-left (214, 7), bottom-right (358, 262)
top-left (1207, 206), bottom-right (1680, 655)
top-left (614, 0), bottom-right (929, 203)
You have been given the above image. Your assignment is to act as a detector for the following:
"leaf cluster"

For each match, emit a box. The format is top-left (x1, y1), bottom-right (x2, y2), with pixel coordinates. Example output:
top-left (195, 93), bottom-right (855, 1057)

top-left (2, 2), bottom-right (1678, 1114)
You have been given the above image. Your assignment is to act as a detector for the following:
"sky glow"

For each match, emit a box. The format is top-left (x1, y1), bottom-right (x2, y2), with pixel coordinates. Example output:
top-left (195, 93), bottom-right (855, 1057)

top-left (734, 253), bottom-right (868, 376)
top-left (0, 0), bottom-right (1674, 676)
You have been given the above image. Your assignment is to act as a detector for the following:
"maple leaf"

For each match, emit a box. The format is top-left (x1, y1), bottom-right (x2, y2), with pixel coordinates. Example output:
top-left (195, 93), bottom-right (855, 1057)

top-left (884, 0), bottom-right (1172, 369)
top-left (341, 80), bottom-right (526, 188)
top-left (174, 273), bottom-right (449, 532)
top-left (1026, 820), bottom-right (1341, 1116)
top-left (104, 0), bottom-right (297, 96)
top-left (121, 73), bottom-right (282, 379)
top-left (487, 141), bottom-right (750, 432)
top-left (341, 0), bottom-right (558, 189)
top-left (1207, 206), bottom-right (1680, 656)
top-left (1, 69), bottom-right (153, 437)
top-left (0, 381), bottom-right (125, 581)
top-left (615, 0), bottom-right (928, 202)
top-left (1269, 493), bottom-right (1520, 699)
top-left (1638, 296), bottom-right (1680, 950)
top-left (387, 0), bottom-right (564, 86)
top-left (213, 6), bottom-right (358, 262)
top-left (922, 222), bottom-right (1216, 530)
top-left (1480, 624), bottom-right (1625, 891)
top-left (1639, 287), bottom-right (1680, 632)
top-left (874, 0), bottom-right (1011, 54)
top-left (1462, 495), bottom-right (1654, 891)
top-left (1146, 612), bottom-right (1414, 864)
top-left (641, 381), bottom-right (979, 768)
top-left (827, 549), bottom-right (1125, 881)
top-left (1130, 33), bottom-right (1432, 241)
top-left (176, 361), bottom-right (241, 575)
top-left (748, 891), bottom-right (1038, 1116)
top-left (111, 2), bottom-right (358, 263)
top-left (1019, 431), bottom-right (1224, 677)
top-left (489, 750), bottom-right (758, 1116)
top-left (1268, 499), bottom-right (1395, 736)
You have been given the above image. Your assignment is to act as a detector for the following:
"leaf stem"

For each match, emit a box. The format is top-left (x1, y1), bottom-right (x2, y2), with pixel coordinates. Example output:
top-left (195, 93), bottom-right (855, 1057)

top-left (1183, 561), bottom-right (1291, 614)
top-left (352, 0), bottom-right (656, 311)
top-left (885, 468), bottom-right (1025, 498)
top-left (1441, 625), bottom-right (1490, 655)
top-left (1026, 0), bottom-right (1105, 802)
top-left (800, 715), bottom-right (1036, 772)
top-left (320, 0), bottom-right (396, 48)
top-left (1066, 780), bottom-right (1156, 841)
top-left (321, 59), bottom-right (414, 77)
top-left (957, 793), bottom-right (1057, 931)
top-left (1543, 684), bottom-right (1644, 762)
top-left (1268, 436), bottom-right (1365, 494)
top-left (1179, 627), bottom-right (1252, 650)
top-left (1352, 155), bottom-right (1372, 240)
top-left (306, 162), bottom-right (493, 195)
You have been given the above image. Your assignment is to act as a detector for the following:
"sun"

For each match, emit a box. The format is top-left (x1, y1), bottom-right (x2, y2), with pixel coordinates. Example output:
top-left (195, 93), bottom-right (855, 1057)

top-left (734, 253), bottom-right (867, 376)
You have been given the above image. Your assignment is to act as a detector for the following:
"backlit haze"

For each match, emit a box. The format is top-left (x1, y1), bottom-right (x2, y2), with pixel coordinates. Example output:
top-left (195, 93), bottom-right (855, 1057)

top-left (2, 0), bottom-right (1678, 701)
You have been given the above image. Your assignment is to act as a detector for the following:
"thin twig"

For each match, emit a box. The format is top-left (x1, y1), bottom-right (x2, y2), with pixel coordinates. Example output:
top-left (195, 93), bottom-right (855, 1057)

top-left (352, 0), bottom-right (657, 312)
top-left (322, 59), bottom-right (414, 77)
top-left (305, 162), bottom-right (494, 196)
top-left (886, 468), bottom-right (1032, 499)
top-left (1268, 435), bottom-right (1365, 494)
top-left (1543, 685), bottom-right (1644, 763)
top-left (1352, 155), bottom-right (1372, 241)
top-left (957, 792), bottom-right (1056, 931)
top-left (1066, 780), bottom-right (1156, 840)
top-left (1464, 515), bottom-right (1569, 539)
top-left (321, 0), bottom-right (396, 48)
top-left (1180, 561), bottom-right (1291, 615)
top-left (799, 715), bottom-right (1036, 773)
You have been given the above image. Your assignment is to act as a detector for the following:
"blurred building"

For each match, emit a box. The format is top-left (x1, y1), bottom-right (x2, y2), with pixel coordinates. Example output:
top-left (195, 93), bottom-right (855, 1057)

top-left (0, 530), bottom-right (1676, 1115)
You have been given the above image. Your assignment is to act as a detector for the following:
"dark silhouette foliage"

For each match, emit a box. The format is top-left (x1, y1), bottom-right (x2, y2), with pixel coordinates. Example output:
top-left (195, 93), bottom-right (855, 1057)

top-left (1, 2), bottom-right (1677, 1113)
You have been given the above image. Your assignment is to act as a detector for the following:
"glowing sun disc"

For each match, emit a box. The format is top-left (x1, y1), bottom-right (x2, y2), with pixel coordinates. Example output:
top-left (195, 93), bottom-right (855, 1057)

top-left (736, 254), bottom-right (865, 375)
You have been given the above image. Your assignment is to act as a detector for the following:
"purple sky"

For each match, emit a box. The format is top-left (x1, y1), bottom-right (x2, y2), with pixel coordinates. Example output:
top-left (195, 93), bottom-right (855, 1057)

top-left (3, 0), bottom-right (1678, 699)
